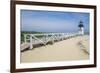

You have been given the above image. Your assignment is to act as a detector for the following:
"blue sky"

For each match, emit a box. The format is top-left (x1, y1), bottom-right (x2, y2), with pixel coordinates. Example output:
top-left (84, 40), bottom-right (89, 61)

top-left (21, 10), bottom-right (90, 33)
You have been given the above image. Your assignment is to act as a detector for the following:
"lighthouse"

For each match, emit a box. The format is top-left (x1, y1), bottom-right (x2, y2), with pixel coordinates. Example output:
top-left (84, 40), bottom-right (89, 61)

top-left (78, 21), bottom-right (84, 35)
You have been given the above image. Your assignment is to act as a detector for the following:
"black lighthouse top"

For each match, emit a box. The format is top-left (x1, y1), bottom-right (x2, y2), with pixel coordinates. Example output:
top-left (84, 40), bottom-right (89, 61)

top-left (78, 21), bottom-right (84, 28)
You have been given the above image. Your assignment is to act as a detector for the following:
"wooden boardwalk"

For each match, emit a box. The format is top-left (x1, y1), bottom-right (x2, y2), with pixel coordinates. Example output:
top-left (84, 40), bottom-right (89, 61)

top-left (21, 43), bottom-right (30, 51)
top-left (21, 32), bottom-right (81, 52)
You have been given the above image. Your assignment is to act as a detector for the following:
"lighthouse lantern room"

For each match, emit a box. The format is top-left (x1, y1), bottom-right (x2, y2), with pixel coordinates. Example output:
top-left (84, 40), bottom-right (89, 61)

top-left (78, 21), bottom-right (84, 35)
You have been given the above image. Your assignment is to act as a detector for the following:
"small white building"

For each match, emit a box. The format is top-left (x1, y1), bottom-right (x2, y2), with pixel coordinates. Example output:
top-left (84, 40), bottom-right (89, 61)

top-left (78, 21), bottom-right (84, 35)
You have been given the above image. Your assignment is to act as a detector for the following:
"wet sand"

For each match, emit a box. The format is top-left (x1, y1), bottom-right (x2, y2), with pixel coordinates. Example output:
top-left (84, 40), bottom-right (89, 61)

top-left (21, 35), bottom-right (89, 63)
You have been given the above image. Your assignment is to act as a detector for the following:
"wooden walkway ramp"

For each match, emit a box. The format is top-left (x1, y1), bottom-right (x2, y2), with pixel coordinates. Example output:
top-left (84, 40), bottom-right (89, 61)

top-left (21, 43), bottom-right (30, 51)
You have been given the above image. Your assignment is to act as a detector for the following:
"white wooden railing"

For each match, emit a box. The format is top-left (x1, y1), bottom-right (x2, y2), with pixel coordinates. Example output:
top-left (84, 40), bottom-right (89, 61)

top-left (21, 32), bottom-right (81, 51)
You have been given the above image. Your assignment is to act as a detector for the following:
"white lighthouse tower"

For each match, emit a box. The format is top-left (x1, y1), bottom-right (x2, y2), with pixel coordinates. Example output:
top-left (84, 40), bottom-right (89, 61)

top-left (78, 21), bottom-right (84, 35)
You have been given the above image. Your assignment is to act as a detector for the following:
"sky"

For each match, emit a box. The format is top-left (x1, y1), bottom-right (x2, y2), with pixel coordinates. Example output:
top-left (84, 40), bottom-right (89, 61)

top-left (21, 10), bottom-right (90, 33)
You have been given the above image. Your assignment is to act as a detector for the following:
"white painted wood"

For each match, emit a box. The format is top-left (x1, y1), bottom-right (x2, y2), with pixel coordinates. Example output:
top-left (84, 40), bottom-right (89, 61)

top-left (29, 35), bottom-right (33, 49)
top-left (24, 34), bottom-right (27, 43)
top-left (21, 32), bottom-right (82, 51)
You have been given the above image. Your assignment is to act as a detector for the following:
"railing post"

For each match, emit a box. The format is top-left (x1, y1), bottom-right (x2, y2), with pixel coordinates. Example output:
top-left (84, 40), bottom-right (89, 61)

top-left (46, 34), bottom-right (48, 42)
top-left (57, 33), bottom-right (59, 40)
top-left (61, 33), bottom-right (64, 40)
top-left (29, 34), bottom-right (33, 49)
top-left (24, 34), bottom-right (27, 43)
top-left (51, 33), bottom-right (54, 44)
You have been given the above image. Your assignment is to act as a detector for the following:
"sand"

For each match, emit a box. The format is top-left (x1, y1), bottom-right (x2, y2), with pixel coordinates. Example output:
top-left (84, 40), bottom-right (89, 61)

top-left (21, 35), bottom-right (89, 63)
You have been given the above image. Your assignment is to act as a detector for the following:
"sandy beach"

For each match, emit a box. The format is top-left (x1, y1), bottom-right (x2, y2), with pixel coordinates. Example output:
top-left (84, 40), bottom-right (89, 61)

top-left (21, 35), bottom-right (89, 63)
